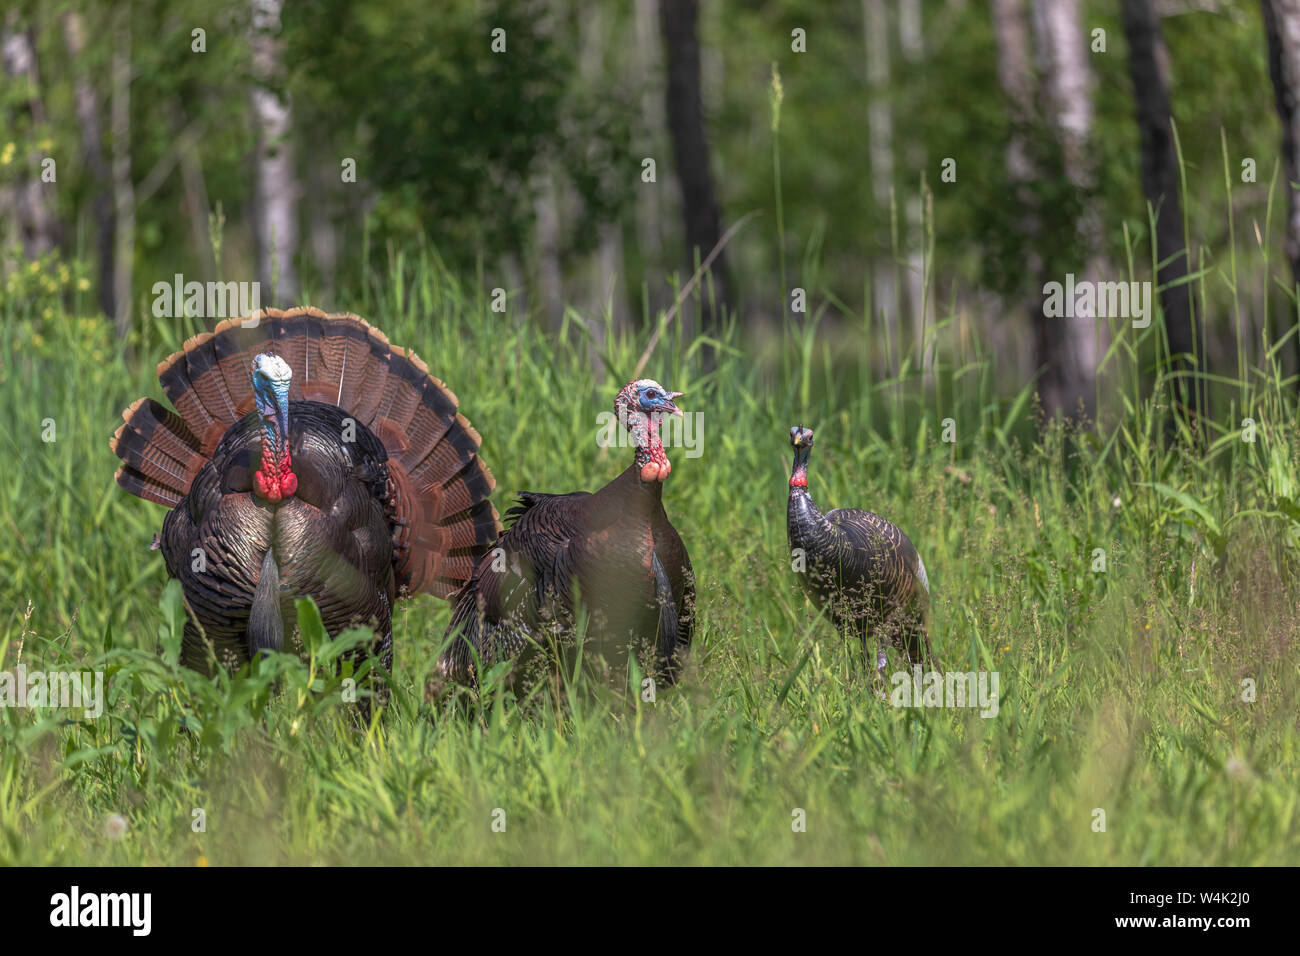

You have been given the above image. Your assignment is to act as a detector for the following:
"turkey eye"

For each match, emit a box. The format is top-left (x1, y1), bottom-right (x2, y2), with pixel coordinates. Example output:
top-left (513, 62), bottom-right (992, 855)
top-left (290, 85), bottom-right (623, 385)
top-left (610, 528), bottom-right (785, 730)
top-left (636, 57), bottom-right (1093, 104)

top-left (645, 390), bottom-right (659, 400)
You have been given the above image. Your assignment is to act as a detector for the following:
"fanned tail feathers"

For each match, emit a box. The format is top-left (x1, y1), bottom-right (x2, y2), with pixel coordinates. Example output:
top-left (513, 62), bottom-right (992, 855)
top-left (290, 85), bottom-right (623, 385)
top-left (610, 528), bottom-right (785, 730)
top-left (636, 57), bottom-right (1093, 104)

top-left (110, 306), bottom-right (501, 597)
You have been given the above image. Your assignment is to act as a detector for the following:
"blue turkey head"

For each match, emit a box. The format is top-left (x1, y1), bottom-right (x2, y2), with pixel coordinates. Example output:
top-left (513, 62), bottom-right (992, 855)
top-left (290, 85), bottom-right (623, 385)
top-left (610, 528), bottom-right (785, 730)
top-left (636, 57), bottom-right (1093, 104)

top-left (252, 353), bottom-right (292, 438)
top-left (621, 379), bottom-right (683, 418)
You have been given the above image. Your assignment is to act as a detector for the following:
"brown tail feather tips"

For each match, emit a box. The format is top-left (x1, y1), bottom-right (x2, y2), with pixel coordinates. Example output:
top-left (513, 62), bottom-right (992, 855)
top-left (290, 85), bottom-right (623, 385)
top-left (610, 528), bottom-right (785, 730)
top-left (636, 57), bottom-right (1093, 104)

top-left (111, 306), bottom-right (501, 598)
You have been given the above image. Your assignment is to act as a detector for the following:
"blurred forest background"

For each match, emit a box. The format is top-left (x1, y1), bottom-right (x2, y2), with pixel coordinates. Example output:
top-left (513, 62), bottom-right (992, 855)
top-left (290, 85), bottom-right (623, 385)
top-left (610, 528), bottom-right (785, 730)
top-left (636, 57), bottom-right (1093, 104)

top-left (6, 0), bottom-right (1300, 867)
top-left (2, 0), bottom-right (1300, 426)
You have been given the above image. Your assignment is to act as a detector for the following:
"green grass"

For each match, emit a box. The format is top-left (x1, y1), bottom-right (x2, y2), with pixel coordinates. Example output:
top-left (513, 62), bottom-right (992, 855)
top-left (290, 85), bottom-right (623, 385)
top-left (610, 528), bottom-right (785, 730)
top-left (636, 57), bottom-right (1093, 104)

top-left (0, 233), bottom-right (1298, 865)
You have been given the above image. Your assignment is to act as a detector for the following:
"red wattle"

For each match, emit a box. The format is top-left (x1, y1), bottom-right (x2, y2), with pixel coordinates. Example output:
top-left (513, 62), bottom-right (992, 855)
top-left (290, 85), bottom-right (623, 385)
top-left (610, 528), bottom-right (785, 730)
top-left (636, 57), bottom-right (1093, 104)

top-left (255, 448), bottom-right (297, 502)
top-left (255, 469), bottom-right (279, 502)
top-left (633, 409), bottom-right (673, 483)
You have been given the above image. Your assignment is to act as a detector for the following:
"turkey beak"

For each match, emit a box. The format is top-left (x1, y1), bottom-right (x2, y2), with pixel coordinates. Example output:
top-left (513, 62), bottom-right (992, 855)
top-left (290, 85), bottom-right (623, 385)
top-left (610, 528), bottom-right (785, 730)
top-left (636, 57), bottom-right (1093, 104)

top-left (665, 391), bottom-right (684, 417)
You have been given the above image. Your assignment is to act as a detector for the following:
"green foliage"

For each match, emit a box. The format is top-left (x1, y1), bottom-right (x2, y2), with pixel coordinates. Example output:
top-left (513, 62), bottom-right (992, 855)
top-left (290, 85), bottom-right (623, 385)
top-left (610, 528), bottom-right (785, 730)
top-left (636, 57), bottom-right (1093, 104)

top-left (0, 0), bottom-right (1296, 866)
top-left (3, 0), bottom-right (1285, 378)
top-left (0, 251), bottom-right (88, 316)
top-left (0, 231), bottom-right (1297, 863)
top-left (285, 0), bottom-right (632, 276)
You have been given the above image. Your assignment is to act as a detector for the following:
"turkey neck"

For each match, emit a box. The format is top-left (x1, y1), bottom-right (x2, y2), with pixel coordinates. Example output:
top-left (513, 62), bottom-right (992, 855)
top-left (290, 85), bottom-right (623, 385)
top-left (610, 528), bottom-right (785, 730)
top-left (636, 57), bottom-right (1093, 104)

top-left (589, 461), bottom-right (667, 530)
top-left (253, 375), bottom-right (296, 502)
top-left (260, 408), bottom-right (285, 466)
top-left (587, 407), bottom-right (671, 529)
top-left (616, 397), bottom-right (675, 483)
top-left (787, 449), bottom-right (837, 554)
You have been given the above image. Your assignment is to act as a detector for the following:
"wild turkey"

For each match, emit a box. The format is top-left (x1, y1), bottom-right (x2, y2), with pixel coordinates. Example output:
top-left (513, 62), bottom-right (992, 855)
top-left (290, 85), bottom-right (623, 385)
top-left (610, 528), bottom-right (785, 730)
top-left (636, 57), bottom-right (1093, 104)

top-left (436, 379), bottom-right (695, 692)
top-left (786, 425), bottom-right (935, 683)
top-left (110, 306), bottom-right (501, 694)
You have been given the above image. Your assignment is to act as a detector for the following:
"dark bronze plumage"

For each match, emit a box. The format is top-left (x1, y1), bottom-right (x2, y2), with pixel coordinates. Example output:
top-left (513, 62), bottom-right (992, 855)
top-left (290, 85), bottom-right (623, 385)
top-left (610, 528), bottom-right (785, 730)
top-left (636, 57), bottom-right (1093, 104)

top-left (437, 380), bottom-right (695, 692)
top-left (786, 425), bottom-right (935, 683)
top-left (110, 307), bottom-right (500, 693)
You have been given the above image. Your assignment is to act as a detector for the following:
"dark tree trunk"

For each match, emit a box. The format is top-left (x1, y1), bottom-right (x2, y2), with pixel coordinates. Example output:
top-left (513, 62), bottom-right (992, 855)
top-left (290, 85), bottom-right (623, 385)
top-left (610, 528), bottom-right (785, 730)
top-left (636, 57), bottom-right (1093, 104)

top-left (306, 148), bottom-right (340, 303)
top-left (1262, 0), bottom-right (1300, 379)
top-left (1121, 0), bottom-right (1206, 430)
top-left (63, 11), bottom-right (116, 316)
top-left (659, 0), bottom-right (733, 352)
top-left (991, 0), bottom-right (1062, 418)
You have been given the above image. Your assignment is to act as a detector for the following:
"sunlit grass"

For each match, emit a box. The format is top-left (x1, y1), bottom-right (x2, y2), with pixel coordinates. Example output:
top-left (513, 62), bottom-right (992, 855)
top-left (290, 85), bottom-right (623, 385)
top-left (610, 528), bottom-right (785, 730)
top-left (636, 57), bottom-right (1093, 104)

top-left (0, 230), bottom-right (1298, 864)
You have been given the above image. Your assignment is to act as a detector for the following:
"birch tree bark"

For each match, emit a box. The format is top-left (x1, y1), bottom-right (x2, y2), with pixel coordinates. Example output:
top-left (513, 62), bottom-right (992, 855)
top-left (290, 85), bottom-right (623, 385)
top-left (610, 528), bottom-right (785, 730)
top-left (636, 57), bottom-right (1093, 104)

top-left (863, 0), bottom-right (897, 348)
top-left (63, 12), bottom-right (115, 316)
top-left (110, 4), bottom-right (135, 339)
top-left (2, 12), bottom-right (62, 258)
top-left (1032, 0), bottom-right (1102, 420)
top-left (580, 2), bottom-right (626, 331)
top-left (635, 0), bottom-right (666, 317)
top-left (899, 0), bottom-right (929, 377)
top-left (991, 0), bottom-right (1054, 409)
top-left (532, 164), bottom-right (565, 328)
top-left (990, 0), bottom-right (1102, 420)
top-left (528, 0), bottom-right (565, 329)
top-left (1262, 0), bottom-right (1300, 377)
top-left (250, 0), bottom-right (299, 303)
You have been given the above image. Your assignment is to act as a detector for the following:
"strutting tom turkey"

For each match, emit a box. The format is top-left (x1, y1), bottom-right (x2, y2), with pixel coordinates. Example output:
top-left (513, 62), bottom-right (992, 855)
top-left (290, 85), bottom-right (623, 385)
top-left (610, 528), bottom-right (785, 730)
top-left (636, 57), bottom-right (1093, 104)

top-left (110, 307), bottom-right (500, 688)
top-left (786, 425), bottom-right (936, 684)
top-left (436, 379), bottom-right (695, 692)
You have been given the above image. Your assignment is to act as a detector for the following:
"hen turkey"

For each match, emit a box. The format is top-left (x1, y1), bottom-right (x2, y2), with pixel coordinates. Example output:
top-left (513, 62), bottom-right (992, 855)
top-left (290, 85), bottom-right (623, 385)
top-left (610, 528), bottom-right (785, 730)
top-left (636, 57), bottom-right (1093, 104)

top-left (786, 425), bottom-right (935, 684)
top-left (437, 379), bottom-right (695, 692)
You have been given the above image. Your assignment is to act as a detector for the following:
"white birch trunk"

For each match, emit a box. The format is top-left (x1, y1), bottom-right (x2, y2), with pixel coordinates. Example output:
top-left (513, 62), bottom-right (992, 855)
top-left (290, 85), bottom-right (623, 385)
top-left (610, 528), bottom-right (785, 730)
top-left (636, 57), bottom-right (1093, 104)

top-left (863, 0), bottom-right (897, 365)
top-left (250, 0), bottom-right (298, 303)
top-left (110, 4), bottom-right (135, 338)
top-left (1033, 0), bottom-right (1102, 419)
